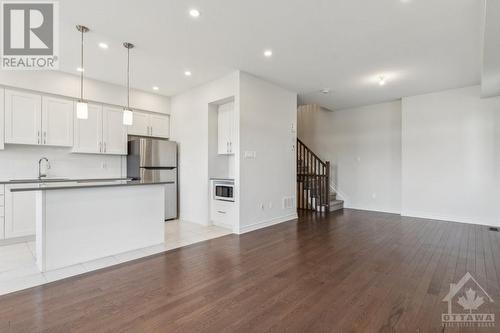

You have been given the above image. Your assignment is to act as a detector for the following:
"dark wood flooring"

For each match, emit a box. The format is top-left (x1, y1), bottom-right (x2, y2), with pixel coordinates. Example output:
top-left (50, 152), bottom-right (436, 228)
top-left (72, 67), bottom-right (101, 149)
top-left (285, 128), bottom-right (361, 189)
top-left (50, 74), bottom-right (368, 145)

top-left (1, 209), bottom-right (500, 332)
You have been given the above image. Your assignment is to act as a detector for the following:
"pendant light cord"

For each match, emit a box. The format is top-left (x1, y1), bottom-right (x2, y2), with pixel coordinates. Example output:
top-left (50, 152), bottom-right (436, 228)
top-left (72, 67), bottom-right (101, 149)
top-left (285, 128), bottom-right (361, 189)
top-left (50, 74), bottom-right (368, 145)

top-left (80, 28), bottom-right (84, 102)
top-left (127, 46), bottom-right (130, 109)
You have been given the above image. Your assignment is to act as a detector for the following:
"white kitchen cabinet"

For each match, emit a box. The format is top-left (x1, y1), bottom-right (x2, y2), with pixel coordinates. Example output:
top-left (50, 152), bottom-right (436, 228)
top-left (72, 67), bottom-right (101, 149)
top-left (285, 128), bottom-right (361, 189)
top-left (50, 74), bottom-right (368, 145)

top-left (73, 104), bottom-right (127, 155)
top-left (128, 111), bottom-right (170, 139)
top-left (4, 90), bottom-right (74, 147)
top-left (0, 185), bottom-right (4, 239)
top-left (128, 111), bottom-right (150, 136)
top-left (42, 96), bottom-right (74, 147)
top-left (150, 114), bottom-right (170, 138)
top-left (0, 89), bottom-right (4, 150)
top-left (4, 184), bottom-right (36, 239)
top-left (4, 89), bottom-right (42, 145)
top-left (217, 102), bottom-right (235, 154)
top-left (102, 106), bottom-right (127, 155)
top-left (73, 103), bottom-right (103, 154)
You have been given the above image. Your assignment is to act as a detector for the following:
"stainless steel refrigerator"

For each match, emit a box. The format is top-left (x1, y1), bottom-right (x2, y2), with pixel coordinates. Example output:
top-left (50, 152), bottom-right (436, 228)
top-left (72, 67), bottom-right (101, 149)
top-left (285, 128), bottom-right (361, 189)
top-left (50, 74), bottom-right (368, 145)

top-left (127, 138), bottom-right (177, 220)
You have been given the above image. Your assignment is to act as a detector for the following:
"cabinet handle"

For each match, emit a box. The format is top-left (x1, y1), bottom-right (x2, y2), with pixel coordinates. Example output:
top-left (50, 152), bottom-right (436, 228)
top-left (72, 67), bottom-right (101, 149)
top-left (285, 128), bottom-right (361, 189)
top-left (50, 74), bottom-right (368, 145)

top-left (43, 131), bottom-right (47, 145)
top-left (104, 142), bottom-right (107, 153)
top-left (37, 131), bottom-right (40, 144)
top-left (226, 142), bottom-right (229, 153)
top-left (229, 142), bottom-right (232, 153)
top-left (99, 142), bottom-right (102, 152)
top-left (217, 211), bottom-right (227, 214)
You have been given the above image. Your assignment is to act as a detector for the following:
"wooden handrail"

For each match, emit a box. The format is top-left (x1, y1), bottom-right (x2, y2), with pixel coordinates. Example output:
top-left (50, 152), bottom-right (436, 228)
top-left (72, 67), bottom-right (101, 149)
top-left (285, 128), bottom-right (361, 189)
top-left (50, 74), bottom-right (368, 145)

top-left (297, 139), bottom-right (330, 212)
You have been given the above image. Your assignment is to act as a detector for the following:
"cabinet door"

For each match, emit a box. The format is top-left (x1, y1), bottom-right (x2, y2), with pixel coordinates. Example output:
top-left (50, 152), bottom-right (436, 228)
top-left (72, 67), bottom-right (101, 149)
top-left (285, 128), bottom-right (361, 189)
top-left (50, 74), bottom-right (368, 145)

top-left (102, 106), bottom-right (128, 155)
top-left (73, 103), bottom-right (103, 154)
top-left (4, 89), bottom-right (42, 145)
top-left (217, 102), bottom-right (233, 154)
top-left (42, 96), bottom-right (74, 147)
top-left (0, 89), bottom-right (4, 150)
top-left (150, 114), bottom-right (170, 138)
top-left (4, 185), bottom-right (36, 239)
top-left (128, 111), bottom-right (150, 136)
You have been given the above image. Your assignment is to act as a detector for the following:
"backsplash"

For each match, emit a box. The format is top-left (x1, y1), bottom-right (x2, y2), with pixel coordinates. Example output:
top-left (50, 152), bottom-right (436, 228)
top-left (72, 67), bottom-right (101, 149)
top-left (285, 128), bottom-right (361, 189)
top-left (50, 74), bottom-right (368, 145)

top-left (0, 145), bottom-right (124, 180)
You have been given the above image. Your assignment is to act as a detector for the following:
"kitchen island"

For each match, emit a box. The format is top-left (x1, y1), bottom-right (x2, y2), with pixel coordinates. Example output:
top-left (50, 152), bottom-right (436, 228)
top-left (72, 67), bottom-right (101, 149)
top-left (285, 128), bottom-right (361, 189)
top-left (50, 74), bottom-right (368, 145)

top-left (12, 180), bottom-right (171, 272)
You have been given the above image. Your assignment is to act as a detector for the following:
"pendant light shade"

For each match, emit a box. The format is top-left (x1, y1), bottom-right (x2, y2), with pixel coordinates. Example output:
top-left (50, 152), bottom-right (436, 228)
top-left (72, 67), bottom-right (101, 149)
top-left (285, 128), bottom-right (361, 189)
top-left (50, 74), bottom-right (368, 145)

top-left (76, 102), bottom-right (88, 119)
top-left (123, 42), bottom-right (134, 126)
top-left (76, 25), bottom-right (89, 120)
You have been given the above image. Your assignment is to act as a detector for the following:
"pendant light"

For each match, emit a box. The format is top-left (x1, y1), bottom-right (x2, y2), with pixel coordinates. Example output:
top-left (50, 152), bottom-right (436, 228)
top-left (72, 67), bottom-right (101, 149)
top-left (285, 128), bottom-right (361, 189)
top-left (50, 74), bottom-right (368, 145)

top-left (123, 42), bottom-right (134, 126)
top-left (76, 25), bottom-right (89, 119)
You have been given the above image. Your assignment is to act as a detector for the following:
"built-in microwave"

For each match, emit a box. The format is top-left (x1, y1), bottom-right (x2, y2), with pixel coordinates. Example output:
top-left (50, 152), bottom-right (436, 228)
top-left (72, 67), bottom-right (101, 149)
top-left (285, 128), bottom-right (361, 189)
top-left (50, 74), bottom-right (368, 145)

top-left (213, 180), bottom-right (234, 202)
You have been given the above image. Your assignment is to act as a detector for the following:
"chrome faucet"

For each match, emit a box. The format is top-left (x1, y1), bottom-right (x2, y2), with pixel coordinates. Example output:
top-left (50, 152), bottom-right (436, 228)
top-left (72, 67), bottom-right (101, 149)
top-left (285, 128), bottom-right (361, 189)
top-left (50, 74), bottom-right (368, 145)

top-left (38, 157), bottom-right (51, 179)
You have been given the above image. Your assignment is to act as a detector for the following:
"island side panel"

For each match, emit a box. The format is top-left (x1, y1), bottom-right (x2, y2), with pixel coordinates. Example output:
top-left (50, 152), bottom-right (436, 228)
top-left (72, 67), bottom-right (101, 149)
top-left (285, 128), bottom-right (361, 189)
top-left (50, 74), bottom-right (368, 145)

top-left (35, 191), bottom-right (46, 272)
top-left (41, 185), bottom-right (165, 271)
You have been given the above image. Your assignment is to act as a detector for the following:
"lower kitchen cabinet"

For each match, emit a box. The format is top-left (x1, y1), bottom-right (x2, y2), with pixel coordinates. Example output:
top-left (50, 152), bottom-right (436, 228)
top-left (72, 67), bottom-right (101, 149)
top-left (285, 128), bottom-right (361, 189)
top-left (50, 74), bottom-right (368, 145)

top-left (4, 185), bottom-right (36, 239)
top-left (0, 185), bottom-right (4, 239)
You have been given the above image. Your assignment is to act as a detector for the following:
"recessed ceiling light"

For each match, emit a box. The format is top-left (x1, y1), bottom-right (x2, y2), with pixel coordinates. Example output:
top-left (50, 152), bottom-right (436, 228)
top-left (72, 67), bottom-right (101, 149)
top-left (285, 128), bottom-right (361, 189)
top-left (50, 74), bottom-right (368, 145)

top-left (189, 9), bottom-right (201, 18)
top-left (184, 70), bottom-right (192, 77)
top-left (152, 86), bottom-right (159, 91)
top-left (320, 88), bottom-right (331, 94)
top-left (98, 42), bottom-right (108, 49)
top-left (76, 67), bottom-right (84, 72)
top-left (378, 76), bottom-right (386, 86)
top-left (264, 49), bottom-right (273, 58)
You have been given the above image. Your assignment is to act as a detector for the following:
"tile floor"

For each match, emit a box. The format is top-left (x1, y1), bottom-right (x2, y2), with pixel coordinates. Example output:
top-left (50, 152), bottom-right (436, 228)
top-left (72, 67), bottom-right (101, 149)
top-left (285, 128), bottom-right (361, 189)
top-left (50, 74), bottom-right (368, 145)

top-left (0, 221), bottom-right (231, 296)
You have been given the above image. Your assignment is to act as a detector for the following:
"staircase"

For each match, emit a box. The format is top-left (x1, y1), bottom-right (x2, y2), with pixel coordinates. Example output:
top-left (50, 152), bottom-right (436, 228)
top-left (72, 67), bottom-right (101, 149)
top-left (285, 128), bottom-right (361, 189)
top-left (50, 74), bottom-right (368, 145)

top-left (297, 139), bottom-right (344, 212)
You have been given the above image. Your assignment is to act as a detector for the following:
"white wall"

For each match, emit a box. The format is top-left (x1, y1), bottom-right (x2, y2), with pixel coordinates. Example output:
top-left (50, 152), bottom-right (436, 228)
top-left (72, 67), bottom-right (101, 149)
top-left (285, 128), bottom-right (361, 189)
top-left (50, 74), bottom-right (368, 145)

top-left (0, 71), bottom-right (170, 114)
top-left (298, 101), bottom-right (402, 213)
top-left (170, 72), bottom-right (239, 225)
top-left (0, 146), bottom-right (123, 180)
top-left (238, 73), bottom-right (297, 233)
top-left (402, 85), bottom-right (500, 226)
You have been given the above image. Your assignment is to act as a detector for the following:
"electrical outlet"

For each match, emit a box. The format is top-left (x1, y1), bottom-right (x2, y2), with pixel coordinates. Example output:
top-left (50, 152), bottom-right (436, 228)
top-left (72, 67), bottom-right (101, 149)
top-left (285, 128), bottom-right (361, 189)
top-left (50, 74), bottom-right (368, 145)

top-left (260, 203), bottom-right (265, 210)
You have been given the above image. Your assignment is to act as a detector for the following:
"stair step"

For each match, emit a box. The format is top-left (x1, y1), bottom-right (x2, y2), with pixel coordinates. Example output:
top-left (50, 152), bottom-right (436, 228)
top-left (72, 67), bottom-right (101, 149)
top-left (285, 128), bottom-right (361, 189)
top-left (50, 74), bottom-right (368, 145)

top-left (329, 200), bottom-right (344, 212)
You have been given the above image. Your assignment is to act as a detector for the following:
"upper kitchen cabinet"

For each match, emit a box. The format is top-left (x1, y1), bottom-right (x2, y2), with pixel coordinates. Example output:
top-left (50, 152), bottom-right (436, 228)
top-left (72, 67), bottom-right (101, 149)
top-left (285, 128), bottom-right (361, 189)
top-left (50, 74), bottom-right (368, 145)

top-left (217, 101), bottom-right (235, 155)
top-left (150, 114), bottom-right (170, 138)
top-left (41, 96), bottom-right (74, 147)
top-left (73, 104), bottom-right (127, 155)
top-left (102, 106), bottom-right (127, 155)
top-left (0, 89), bottom-right (4, 150)
top-left (128, 111), bottom-right (150, 136)
top-left (4, 89), bottom-right (42, 145)
top-left (4, 90), bottom-right (74, 147)
top-left (73, 103), bottom-right (103, 154)
top-left (128, 111), bottom-right (170, 139)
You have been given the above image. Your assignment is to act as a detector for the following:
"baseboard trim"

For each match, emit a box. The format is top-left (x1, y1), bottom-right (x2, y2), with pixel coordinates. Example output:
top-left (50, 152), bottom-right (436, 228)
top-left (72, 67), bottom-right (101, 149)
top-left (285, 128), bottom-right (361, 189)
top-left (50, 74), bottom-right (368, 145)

top-left (401, 210), bottom-right (500, 228)
top-left (0, 235), bottom-right (35, 246)
top-left (237, 213), bottom-right (298, 234)
top-left (344, 204), bottom-right (400, 215)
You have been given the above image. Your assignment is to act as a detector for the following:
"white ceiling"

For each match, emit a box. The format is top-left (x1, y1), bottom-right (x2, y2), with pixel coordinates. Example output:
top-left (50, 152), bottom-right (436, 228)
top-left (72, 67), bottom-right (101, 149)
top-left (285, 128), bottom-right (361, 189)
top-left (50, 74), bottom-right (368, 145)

top-left (58, 0), bottom-right (481, 110)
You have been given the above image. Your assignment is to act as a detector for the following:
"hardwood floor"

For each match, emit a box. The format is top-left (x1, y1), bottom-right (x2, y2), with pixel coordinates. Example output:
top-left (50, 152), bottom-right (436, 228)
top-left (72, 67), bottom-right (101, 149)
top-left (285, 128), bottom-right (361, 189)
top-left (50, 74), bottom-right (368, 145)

top-left (1, 209), bottom-right (500, 332)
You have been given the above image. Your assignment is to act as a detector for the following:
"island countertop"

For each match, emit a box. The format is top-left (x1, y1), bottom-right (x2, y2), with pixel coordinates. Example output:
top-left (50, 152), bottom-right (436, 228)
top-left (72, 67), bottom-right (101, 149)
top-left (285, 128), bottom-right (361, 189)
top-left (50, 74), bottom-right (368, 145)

top-left (9, 180), bottom-right (174, 192)
top-left (0, 177), bottom-right (131, 185)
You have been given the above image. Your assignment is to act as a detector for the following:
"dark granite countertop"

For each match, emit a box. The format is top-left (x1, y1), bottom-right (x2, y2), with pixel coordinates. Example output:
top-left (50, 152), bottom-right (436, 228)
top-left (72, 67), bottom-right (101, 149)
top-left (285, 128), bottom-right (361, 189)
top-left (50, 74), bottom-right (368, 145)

top-left (0, 177), bottom-right (131, 185)
top-left (9, 180), bottom-right (173, 192)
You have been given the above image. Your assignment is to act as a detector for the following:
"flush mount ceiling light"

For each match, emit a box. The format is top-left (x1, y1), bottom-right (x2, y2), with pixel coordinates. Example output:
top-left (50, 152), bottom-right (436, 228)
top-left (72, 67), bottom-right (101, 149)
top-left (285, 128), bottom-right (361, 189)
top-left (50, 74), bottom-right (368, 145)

top-left (189, 9), bottom-right (201, 17)
top-left (76, 67), bottom-right (84, 72)
top-left (378, 76), bottom-right (386, 86)
top-left (264, 49), bottom-right (273, 58)
top-left (184, 70), bottom-right (192, 77)
top-left (76, 25), bottom-right (89, 120)
top-left (123, 42), bottom-right (134, 126)
top-left (320, 88), bottom-right (331, 94)
top-left (98, 42), bottom-right (108, 49)
top-left (152, 86), bottom-right (159, 91)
